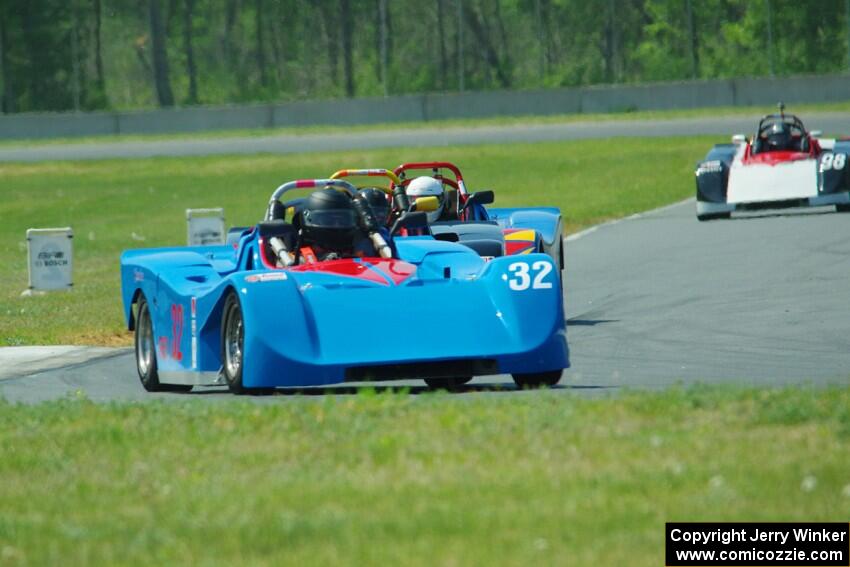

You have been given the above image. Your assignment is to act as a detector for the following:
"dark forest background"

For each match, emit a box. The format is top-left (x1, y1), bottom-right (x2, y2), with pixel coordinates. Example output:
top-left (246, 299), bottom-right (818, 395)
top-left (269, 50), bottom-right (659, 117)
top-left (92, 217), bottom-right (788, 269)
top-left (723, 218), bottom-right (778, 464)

top-left (0, 0), bottom-right (847, 113)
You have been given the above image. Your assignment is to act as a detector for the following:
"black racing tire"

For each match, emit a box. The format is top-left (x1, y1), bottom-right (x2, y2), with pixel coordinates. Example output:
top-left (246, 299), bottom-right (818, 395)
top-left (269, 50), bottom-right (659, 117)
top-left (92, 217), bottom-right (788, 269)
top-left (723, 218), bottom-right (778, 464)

top-left (558, 236), bottom-right (565, 273)
top-left (512, 370), bottom-right (562, 389)
top-left (556, 237), bottom-right (565, 290)
top-left (836, 204), bottom-right (850, 213)
top-left (135, 295), bottom-right (192, 393)
top-left (424, 376), bottom-right (473, 391)
top-left (697, 212), bottom-right (731, 222)
top-left (221, 291), bottom-right (248, 394)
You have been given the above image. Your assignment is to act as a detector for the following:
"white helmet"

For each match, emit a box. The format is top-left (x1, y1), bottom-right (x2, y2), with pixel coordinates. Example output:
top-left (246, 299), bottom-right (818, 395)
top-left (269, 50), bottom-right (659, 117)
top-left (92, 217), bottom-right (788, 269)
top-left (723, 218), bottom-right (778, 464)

top-left (406, 176), bottom-right (445, 223)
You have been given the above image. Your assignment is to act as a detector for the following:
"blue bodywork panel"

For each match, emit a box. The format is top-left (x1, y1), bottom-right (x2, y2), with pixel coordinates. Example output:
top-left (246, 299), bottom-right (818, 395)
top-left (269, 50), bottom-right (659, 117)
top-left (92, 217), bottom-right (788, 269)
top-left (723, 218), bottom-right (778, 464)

top-left (486, 206), bottom-right (563, 247)
top-left (121, 228), bottom-right (570, 388)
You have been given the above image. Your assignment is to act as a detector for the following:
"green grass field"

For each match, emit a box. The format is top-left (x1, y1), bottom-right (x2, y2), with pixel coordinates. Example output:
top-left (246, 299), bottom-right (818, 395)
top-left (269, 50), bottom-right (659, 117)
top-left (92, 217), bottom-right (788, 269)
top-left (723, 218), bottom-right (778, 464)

top-left (0, 137), bottom-right (710, 346)
top-left (3, 99), bottom-right (849, 147)
top-left (0, 387), bottom-right (847, 566)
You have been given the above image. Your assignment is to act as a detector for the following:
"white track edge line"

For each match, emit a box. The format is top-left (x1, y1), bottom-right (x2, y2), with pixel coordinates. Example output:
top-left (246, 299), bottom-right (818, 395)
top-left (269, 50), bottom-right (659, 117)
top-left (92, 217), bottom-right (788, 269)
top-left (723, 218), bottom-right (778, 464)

top-left (565, 197), bottom-right (695, 243)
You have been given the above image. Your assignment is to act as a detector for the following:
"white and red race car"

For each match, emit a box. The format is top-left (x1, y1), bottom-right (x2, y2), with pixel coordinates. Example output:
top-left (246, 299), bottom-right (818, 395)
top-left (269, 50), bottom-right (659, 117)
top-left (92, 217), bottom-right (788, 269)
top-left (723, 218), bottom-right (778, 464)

top-left (695, 105), bottom-right (850, 220)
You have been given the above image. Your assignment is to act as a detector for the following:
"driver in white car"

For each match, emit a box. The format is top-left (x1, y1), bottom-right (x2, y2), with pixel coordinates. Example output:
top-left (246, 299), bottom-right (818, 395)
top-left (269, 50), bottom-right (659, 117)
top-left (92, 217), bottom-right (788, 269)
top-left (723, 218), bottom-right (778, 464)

top-left (406, 176), bottom-right (453, 222)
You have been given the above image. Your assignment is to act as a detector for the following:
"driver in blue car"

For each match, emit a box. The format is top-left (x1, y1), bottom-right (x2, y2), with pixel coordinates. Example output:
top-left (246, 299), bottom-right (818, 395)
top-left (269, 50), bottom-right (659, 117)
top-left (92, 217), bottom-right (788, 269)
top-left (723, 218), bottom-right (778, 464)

top-left (295, 188), bottom-right (395, 264)
top-left (356, 188), bottom-right (392, 226)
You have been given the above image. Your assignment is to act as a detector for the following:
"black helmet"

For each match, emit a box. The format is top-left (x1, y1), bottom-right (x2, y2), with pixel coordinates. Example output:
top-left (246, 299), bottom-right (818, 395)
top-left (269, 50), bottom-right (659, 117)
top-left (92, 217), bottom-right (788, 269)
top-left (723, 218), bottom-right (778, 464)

top-left (358, 188), bottom-right (391, 225)
top-left (766, 121), bottom-right (791, 151)
top-left (300, 189), bottom-right (358, 252)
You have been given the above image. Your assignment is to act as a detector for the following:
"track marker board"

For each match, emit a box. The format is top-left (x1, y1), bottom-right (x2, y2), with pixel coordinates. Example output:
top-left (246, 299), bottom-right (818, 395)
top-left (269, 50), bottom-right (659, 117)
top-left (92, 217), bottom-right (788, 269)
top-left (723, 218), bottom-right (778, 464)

top-left (187, 208), bottom-right (225, 246)
top-left (27, 227), bottom-right (73, 291)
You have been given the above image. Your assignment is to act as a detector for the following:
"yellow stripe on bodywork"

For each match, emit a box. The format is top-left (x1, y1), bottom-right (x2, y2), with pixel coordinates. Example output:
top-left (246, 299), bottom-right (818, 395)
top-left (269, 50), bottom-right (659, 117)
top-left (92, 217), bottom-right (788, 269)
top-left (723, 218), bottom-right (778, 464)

top-left (504, 229), bottom-right (536, 241)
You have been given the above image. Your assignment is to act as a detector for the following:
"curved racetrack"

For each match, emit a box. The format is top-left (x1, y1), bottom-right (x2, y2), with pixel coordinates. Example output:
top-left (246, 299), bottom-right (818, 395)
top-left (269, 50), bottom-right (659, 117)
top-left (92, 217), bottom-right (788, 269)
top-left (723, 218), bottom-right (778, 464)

top-left (2, 113), bottom-right (850, 162)
top-left (2, 198), bottom-right (848, 403)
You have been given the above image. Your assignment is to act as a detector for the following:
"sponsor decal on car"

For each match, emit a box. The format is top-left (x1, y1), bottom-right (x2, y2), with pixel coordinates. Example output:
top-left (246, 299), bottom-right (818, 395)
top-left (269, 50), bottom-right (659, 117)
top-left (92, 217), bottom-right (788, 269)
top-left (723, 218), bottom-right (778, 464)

top-left (245, 272), bottom-right (288, 283)
top-left (697, 160), bottom-right (723, 175)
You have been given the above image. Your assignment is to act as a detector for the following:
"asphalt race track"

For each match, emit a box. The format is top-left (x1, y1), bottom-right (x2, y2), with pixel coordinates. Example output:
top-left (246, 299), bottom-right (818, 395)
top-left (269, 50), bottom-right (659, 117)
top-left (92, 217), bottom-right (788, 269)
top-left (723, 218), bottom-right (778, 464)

top-left (3, 113), bottom-right (850, 162)
top-left (565, 200), bottom-right (850, 389)
top-left (2, 199), bottom-right (848, 403)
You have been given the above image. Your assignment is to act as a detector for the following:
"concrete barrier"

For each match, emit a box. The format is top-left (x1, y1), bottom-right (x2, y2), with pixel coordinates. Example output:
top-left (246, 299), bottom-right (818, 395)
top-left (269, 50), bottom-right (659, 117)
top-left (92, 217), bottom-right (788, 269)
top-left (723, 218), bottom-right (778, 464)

top-left (272, 95), bottom-right (425, 127)
top-left (117, 104), bottom-right (273, 134)
top-left (732, 75), bottom-right (850, 106)
top-left (578, 80), bottom-right (738, 113)
top-left (0, 111), bottom-right (118, 139)
top-left (0, 73), bottom-right (847, 140)
top-left (424, 88), bottom-right (583, 120)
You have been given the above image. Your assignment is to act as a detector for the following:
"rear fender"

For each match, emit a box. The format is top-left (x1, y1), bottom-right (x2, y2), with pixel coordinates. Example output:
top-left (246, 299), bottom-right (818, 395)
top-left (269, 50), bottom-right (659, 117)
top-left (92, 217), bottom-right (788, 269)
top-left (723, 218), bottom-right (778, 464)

top-left (480, 253), bottom-right (564, 340)
top-left (486, 207), bottom-right (562, 246)
top-left (120, 259), bottom-right (160, 331)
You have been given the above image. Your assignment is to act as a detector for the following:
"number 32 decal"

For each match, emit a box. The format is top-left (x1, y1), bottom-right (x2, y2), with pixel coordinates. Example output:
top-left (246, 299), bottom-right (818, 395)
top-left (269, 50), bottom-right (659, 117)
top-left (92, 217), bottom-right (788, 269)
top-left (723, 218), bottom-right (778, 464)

top-left (507, 261), bottom-right (553, 290)
top-left (821, 153), bottom-right (846, 171)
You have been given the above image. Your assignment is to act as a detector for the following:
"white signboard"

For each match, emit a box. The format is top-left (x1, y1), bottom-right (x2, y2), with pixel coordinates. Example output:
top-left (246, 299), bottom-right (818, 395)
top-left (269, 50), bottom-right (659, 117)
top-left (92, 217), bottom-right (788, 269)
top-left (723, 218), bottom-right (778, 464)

top-left (27, 227), bottom-right (73, 291)
top-left (187, 208), bottom-right (225, 246)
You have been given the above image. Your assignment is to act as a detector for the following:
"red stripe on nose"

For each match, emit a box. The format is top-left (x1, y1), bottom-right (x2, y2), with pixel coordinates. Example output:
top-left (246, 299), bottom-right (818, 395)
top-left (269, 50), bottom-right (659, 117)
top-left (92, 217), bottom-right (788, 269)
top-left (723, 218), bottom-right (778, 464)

top-left (364, 259), bottom-right (417, 285)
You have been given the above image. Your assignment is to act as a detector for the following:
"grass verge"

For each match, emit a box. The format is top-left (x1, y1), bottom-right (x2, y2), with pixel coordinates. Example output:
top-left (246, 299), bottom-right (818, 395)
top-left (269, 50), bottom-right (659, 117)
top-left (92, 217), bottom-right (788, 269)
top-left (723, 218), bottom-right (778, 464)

top-left (0, 137), bottom-right (707, 346)
top-left (3, 100), bottom-right (849, 148)
top-left (0, 386), bottom-right (848, 566)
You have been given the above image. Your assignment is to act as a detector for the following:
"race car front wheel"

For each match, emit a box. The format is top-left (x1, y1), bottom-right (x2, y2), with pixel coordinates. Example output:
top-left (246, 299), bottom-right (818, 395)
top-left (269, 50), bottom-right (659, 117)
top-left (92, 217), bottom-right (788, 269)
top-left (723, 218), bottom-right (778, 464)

top-left (135, 295), bottom-right (192, 393)
top-left (512, 371), bottom-right (562, 389)
top-left (221, 292), bottom-right (248, 394)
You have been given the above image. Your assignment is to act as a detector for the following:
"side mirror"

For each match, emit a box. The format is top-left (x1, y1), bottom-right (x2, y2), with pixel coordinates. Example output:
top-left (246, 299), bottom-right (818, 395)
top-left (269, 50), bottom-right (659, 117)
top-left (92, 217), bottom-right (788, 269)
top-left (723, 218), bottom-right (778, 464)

top-left (731, 134), bottom-right (747, 145)
top-left (810, 130), bottom-right (822, 138)
top-left (413, 196), bottom-right (439, 213)
top-left (463, 190), bottom-right (495, 210)
top-left (391, 211), bottom-right (429, 235)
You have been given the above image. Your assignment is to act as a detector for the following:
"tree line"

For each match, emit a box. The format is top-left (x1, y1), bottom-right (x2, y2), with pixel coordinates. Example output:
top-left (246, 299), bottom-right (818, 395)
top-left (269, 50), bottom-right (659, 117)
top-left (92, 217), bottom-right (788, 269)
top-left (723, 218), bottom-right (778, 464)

top-left (0, 0), bottom-right (847, 114)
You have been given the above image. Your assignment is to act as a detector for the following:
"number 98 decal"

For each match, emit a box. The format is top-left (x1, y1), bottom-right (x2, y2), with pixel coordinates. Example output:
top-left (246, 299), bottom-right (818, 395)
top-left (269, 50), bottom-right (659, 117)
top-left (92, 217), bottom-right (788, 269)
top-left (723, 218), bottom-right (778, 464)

top-left (821, 153), bottom-right (846, 172)
top-left (507, 261), bottom-right (553, 291)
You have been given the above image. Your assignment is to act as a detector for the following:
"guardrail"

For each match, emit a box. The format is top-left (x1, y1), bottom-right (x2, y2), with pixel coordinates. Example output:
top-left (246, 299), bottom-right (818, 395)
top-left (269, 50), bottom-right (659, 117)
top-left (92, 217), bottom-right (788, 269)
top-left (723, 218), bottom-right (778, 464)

top-left (1, 73), bottom-right (848, 140)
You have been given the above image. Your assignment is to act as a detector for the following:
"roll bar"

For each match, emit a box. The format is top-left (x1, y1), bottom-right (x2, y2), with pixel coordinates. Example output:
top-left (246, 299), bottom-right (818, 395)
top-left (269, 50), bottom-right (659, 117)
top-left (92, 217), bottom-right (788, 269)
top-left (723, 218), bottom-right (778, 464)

top-left (330, 168), bottom-right (403, 189)
top-left (392, 162), bottom-right (468, 196)
top-left (266, 179), bottom-right (357, 220)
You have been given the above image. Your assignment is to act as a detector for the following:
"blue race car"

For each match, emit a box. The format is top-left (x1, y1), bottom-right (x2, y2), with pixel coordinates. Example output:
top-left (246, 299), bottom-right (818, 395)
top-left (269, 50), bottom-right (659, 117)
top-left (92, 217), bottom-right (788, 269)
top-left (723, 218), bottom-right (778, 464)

top-left (120, 178), bottom-right (569, 394)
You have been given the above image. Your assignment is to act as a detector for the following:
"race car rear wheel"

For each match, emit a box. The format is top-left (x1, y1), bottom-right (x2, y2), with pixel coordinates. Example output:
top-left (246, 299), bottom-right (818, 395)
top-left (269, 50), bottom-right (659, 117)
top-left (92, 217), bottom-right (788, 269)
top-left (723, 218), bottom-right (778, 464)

top-left (135, 295), bottom-right (192, 393)
top-left (512, 371), bottom-right (562, 389)
top-left (424, 376), bottom-right (473, 391)
top-left (836, 204), bottom-right (850, 213)
top-left (221, 292), bottom-right (248, 394)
